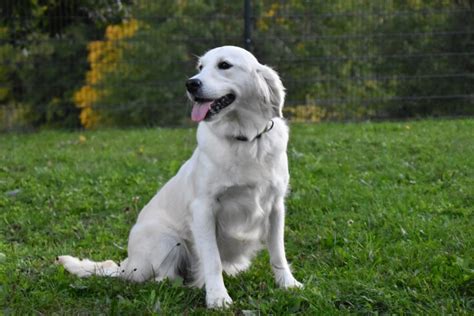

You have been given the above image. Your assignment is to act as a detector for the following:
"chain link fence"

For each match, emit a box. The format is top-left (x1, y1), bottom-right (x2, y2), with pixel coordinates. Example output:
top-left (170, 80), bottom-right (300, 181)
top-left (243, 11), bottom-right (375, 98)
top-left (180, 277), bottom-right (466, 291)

top-left (1, 1), bottom-right (473, 130)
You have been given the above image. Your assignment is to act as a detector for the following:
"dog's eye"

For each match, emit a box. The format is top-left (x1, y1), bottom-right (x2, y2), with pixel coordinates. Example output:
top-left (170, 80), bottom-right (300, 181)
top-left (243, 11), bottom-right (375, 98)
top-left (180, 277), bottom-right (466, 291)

top-left (218, 61), bottom-right (232, 70)
top-left (198, 65), bottom-right (203, 71)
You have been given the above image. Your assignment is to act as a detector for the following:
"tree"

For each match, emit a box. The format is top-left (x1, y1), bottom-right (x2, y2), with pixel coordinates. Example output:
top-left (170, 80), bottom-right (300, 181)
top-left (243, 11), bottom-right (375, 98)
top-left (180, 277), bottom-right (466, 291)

top-left (0, 0), bottom-right (131, 130)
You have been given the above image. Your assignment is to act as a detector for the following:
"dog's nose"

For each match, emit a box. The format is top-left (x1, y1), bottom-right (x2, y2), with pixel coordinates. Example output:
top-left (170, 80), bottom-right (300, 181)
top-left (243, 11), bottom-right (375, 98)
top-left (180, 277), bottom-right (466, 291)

top-left (186, 78), bottom-right (202, 94)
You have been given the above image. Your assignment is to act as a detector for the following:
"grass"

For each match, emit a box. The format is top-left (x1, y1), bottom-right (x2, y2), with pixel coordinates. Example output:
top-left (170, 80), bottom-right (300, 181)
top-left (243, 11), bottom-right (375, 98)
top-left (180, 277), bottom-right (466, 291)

top-left (1, 119), bottom-right (473, 314)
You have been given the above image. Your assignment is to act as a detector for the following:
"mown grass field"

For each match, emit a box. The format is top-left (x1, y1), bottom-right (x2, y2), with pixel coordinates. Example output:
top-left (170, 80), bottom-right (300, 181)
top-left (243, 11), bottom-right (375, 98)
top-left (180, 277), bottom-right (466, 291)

top-left (1, 119), bottom-right (473, 314)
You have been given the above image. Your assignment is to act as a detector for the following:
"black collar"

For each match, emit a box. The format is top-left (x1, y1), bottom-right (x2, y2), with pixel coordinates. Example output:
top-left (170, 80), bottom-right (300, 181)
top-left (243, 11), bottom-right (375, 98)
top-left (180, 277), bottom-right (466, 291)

top-left (234, 120), bottom-right (274, 142)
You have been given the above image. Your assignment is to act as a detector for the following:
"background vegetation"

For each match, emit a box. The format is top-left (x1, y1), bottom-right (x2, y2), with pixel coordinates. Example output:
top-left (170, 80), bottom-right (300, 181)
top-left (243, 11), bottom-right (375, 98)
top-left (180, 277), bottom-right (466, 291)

top-left (1, 119), bottom-right (473, 313)
top-left (0, 1), bottom-right (473, 130)
top-left (0, 0), bottom-right (132, 130)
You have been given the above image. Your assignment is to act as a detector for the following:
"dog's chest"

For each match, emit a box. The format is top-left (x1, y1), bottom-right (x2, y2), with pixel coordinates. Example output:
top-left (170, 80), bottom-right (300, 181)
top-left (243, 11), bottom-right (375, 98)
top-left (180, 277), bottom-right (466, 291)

top-left (215, 182), bottom-right (274, 242)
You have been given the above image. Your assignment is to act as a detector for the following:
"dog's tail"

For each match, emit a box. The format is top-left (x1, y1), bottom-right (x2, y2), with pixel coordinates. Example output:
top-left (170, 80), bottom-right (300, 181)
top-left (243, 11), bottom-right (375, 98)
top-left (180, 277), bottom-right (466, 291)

top-left (56, 255), bottom-right (121, 278)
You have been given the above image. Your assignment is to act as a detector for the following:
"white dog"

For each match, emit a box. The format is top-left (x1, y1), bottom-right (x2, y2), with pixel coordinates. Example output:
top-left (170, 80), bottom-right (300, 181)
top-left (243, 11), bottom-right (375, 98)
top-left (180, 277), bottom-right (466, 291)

top-left (57, 46), bottom-right (302, 308)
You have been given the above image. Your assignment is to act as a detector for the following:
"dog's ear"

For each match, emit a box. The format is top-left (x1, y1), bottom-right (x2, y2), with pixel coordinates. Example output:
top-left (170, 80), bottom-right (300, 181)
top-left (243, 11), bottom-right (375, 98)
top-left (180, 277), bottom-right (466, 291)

top-left (256, 65), bottom-right (285, 118)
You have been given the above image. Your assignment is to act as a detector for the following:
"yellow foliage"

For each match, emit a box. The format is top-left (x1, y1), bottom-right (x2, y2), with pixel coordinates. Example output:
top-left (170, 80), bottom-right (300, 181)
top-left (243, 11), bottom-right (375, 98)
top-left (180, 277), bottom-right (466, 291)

top-left (74, 19), bottom-right (139, 128)
top-left (284, 105), bottom-right (327, 123)
top-left (265, 3), bottom-right (279, 18)
top-left (79, 107), bottom-right (100, 129)
top-left (257, 3), bottom-right (281, 32)
top-left (74, 85), bottom-right (99, 108)
top-left (79, 134), bottom-right (87, 144)
top-left (106, 19), bottom-right (139, 40)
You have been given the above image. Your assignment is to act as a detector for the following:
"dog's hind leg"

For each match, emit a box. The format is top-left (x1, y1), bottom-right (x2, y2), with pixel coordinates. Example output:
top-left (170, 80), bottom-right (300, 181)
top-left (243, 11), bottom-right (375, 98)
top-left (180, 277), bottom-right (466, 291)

top-left (122, 221), bottom-right (188, 283)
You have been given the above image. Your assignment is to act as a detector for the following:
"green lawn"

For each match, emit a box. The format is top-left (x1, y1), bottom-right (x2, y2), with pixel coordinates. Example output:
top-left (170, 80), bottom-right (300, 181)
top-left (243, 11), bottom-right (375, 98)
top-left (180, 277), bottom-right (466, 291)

top-left (1, 119), bottom-right (473, 314)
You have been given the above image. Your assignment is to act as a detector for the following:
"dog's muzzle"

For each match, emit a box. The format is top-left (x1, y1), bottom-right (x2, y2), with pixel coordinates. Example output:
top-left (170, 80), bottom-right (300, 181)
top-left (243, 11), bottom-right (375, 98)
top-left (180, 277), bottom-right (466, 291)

top-left (186, 78), bottom-right (236, 122)
top-left (191, 94), bottom-right (236, 122)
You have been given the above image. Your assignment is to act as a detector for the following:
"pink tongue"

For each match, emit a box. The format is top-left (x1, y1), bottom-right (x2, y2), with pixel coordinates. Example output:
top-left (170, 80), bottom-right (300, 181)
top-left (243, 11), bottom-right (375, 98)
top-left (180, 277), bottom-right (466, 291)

top-left (191, 101), bottom-right (213, 122)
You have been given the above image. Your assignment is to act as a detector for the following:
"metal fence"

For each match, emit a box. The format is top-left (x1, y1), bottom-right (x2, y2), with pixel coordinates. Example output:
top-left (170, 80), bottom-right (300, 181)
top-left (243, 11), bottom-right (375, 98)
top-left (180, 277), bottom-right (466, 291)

top-left (1, 1), bottom-right (473, 130)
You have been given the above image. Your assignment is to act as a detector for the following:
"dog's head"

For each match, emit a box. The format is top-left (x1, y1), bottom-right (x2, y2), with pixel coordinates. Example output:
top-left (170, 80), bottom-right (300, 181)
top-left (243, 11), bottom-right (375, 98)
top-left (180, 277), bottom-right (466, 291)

top-left (186, 46), bottom-right (285, 124)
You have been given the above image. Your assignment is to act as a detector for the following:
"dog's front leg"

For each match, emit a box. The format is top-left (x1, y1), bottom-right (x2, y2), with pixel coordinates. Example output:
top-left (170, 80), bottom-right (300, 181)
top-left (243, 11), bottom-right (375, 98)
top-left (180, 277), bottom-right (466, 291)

top-left (191, 198), bottom-right (232, 308)
top-left (267, 197), bottom-right (303, 289)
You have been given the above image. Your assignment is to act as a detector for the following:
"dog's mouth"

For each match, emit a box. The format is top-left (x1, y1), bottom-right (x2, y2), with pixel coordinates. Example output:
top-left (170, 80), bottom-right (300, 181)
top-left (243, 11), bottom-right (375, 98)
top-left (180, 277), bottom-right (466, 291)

top-left (191, 94), bottom-right (236, 122)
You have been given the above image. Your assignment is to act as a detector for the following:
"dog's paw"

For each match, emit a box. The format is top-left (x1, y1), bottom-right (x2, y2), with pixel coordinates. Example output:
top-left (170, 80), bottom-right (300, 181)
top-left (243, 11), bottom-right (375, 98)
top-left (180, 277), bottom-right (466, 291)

top-left (206, 290), bottom-right (233, 309)
top-left (282, 277), bottom-right (303, 289)
top-left (274, 270), bottom-right (303, 289)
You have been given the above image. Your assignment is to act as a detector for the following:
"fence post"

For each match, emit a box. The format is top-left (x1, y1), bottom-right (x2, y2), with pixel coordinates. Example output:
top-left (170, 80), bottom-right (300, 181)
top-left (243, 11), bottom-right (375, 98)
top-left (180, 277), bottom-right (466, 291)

top-left (244, 0), bottom-right (252, 51)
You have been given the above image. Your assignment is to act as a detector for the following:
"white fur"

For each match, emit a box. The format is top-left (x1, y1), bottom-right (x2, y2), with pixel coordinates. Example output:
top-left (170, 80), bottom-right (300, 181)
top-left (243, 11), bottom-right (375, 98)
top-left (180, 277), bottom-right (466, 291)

top-left (57, 46), bottom-right (302, 308)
